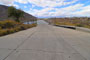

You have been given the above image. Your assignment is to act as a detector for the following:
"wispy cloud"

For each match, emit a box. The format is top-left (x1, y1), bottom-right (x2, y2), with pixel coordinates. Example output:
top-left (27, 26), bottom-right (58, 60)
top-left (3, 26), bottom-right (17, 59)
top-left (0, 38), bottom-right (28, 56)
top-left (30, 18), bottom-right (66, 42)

top-left (0, 0), bottom-right (90, 18)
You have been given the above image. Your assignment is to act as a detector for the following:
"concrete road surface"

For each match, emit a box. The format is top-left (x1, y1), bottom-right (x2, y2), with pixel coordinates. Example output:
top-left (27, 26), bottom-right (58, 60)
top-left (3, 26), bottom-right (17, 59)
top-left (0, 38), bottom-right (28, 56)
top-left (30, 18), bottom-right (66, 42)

top-left (0, 20), bottom-right (90, 60)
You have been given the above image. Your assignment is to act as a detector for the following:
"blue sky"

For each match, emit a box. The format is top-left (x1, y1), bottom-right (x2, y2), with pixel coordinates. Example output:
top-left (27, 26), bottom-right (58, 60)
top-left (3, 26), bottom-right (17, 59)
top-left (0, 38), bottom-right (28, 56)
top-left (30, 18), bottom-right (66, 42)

top-left (0, 0), bottom-right (90, 18)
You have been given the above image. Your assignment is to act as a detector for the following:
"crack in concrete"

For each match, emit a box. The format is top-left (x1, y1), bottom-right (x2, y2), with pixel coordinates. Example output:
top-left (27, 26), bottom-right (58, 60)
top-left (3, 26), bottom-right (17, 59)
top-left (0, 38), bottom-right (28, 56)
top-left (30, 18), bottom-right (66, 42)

top-left (3, 29), bottom-right (37, 60)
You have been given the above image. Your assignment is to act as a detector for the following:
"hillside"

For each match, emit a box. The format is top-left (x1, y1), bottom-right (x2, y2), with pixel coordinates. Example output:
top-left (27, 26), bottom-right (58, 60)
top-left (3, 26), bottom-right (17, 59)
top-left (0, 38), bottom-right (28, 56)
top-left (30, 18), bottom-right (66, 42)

top-left (0, 5), bottom-right (37, 22)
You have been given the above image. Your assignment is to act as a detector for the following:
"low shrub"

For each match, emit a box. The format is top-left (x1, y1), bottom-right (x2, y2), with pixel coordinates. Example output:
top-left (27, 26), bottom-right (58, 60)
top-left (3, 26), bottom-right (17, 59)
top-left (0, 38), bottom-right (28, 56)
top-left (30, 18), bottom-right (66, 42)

top-left (0, 27), bottom-right (2, 30)
top-left (0, 20), bottom-right (37, 36)
top-left (0, 20), bottom-right (20, 29)
top-left (76, 24), bottom-right (84, 27)
top-left (0, 29), bottom-right (8, 36)
top-left (55, 22), bottom-right (76, 26)
top-left (84, 25), bottom-right (90, 29)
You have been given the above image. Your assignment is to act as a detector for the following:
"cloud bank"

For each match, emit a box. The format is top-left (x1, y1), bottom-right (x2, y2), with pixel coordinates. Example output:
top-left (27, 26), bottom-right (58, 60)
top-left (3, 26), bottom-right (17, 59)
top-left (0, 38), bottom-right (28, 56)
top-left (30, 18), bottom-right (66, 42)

top-left (0, 0), bottom-right (90, 18)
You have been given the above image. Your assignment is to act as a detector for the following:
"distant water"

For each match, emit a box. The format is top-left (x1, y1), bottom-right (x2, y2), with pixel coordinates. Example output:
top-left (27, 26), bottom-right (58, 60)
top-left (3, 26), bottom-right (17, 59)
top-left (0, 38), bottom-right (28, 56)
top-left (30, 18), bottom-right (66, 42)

top-left (24, 21), bottom-right (37, 24)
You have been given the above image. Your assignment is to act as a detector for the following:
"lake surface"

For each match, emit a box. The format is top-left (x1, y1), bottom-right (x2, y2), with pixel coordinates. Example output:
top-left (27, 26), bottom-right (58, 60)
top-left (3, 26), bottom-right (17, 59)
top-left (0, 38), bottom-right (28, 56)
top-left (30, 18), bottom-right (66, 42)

top-left (24, 21), bottom-right (37, 24)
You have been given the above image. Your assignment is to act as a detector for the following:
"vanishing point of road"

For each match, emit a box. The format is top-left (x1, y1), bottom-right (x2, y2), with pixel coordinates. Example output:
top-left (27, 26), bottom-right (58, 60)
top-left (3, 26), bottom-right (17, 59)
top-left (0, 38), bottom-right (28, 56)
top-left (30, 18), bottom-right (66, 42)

top-left (0, 20), bottom-right (90, 60)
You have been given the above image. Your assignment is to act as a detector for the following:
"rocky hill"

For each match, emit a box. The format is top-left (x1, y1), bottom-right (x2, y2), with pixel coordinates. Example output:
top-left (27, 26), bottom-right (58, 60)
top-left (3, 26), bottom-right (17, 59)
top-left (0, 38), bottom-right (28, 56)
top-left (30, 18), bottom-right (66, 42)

top-left (0, 5), bottom-right (37, 22)
top-left (0, 5), bottom-right (8, 21)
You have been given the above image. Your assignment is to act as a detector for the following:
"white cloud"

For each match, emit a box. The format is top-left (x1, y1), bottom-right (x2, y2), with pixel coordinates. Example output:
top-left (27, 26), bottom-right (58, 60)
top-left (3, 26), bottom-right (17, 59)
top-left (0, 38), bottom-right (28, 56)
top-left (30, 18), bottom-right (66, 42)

top-left (72, 5), bottom-right (90, 17)
top-left (27, 3), bottom-right (90, 17)
top-left (12, 4), bottom-right (19, 8)
top-left (0, 0), bottom-right (28, 5)
top-left (14, 0), bottom-right (77, 7)
top-left (24, 6), bottom-right (27, 8)
top-left (32, 4), bottom-right (35, 8)
top-left (27, 7), bottom-right (57, 17)
top-left (0, 0), bottom-right (14, 5)
top-left (15, 0), bottom-right (28, 4)
top-left (60, 4), bottom-right (84, 12)
top-left (0, 0), bottom-right (90, 17)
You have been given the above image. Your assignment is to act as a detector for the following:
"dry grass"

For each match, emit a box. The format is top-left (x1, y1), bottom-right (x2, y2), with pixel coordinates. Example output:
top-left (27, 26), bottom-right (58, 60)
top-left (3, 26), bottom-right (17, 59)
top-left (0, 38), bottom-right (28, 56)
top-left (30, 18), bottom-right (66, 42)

top-left (0, 20), bottom-right (37, 36)
top-left (46, 17), bottom-right (90, 29)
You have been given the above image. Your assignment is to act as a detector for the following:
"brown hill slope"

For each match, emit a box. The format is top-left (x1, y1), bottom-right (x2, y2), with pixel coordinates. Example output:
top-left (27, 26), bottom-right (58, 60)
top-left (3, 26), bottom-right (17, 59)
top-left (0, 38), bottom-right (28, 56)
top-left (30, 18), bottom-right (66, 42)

top-left (0, 5), bottom-right (37, 22)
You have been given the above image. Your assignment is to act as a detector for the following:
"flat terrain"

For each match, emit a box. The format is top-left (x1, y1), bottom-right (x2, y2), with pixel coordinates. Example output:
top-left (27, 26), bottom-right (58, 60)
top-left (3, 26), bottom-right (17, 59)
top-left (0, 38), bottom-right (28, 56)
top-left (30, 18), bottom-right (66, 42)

top-left (0, 20), bottom-right (90, 60)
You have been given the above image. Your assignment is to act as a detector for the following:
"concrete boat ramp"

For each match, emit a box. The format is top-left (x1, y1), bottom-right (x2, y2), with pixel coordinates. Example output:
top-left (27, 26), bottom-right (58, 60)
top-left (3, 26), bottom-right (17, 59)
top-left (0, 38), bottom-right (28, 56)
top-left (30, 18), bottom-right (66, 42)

top-left (0, 20), bottom-right (90, 60)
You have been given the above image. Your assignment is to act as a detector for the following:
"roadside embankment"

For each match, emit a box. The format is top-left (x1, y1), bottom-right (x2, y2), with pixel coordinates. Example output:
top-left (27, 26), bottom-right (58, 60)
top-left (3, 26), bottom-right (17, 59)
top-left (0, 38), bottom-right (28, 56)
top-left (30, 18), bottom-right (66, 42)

top-left (54, 25), bottom-right (90, 33)
top-left (0, 20), bottom-right (37, 36)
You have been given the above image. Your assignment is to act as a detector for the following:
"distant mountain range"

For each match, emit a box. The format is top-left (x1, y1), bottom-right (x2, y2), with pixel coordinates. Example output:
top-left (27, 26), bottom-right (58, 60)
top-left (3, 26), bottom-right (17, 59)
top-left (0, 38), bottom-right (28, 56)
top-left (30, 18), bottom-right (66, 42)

top-left (0, 5), bottom-right (37, 22)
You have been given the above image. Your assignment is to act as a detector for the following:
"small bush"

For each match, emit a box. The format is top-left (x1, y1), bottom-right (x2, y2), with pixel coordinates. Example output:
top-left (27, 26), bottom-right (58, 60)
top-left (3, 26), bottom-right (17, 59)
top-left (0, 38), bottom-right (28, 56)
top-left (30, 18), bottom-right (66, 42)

top-left (84, 25), bottom-right (90, 29)
top-left (0, 29), bottom-right (8, 36)
top-left (0, 20), bottom-right (20, 29)
top-left (0, 20), bottom-right (37, 36)
top-left (8, 29), bottom-right (16, 33)
top-left (0, 27), bottom-right (2, 30)
top-left (76, 24), bottom-right (84, 27)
